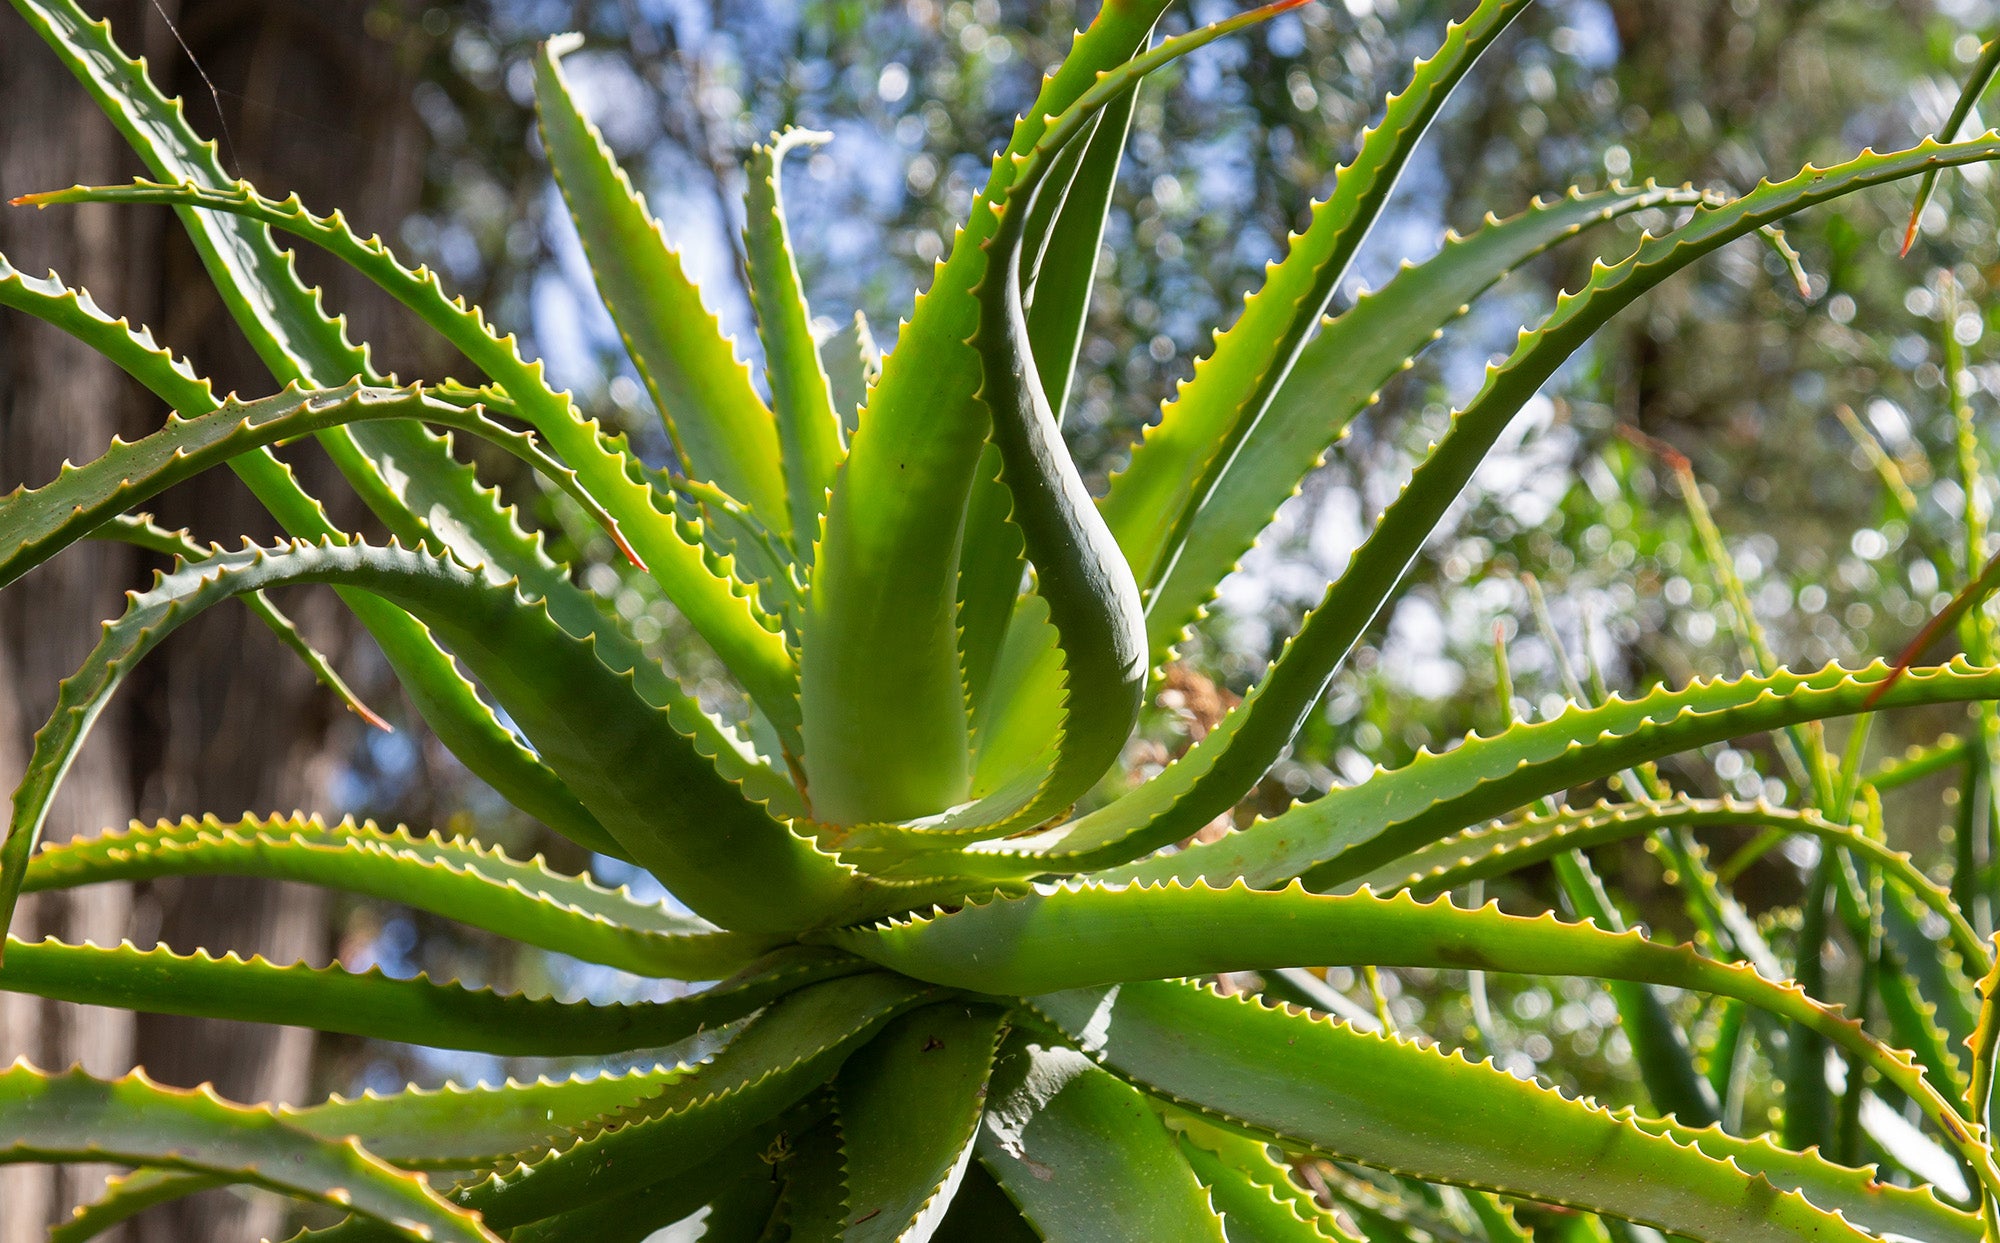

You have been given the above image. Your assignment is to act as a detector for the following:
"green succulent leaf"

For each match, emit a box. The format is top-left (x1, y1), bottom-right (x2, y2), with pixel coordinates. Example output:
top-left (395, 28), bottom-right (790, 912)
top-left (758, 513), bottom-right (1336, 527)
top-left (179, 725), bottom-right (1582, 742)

top-left (534, 35), bottom-right (791, 537)
top-left (1109, 659), bottom-right (2000, 894)
top-left (1875, 911), bottom-right (1976, 1108)
top-left (653, 472), bottom-right (807, 639)
top-left (797, 0), bottom-right (1173, 827)
top-left (824, 879), bottom-right (1976, 1160)
top-left (23, 814), bottom-right (780, 979)
top-left (1902, 32), bottom-right (2000, 252)
top-left (53, 1169), bottom-right (225, 1243)
top-left (1140, 182), bottom-right (1717, 659)
top-left (92, 513), bottom-right (387, 729)
top-left (1102, 0), bottom-right (1528, 606)
top-left (0, 380), bottom-right (626, 591)
top-left (959, 444), bottom-right (1038, 768)
top-left (0, 251), bottom-right (214, 413)
top-left (1348, 795), bottom-right (1984, 974)
top-left (1021, 72), bottom-right (1136, 426)
top-left (976, 1030), bottom-right (1229, 1243)
top-left (742, 126), bottom-right (848, 554)
top-left (15, 5), bottom-right (2000, 1240)
top-left (837, 0), bottom-right (1312, 844)
top-left (0, 936), bottom-right (855, 1055)
top-left (955, 10), bottom-right (1314, 832)
top-left (500, 1118), bottom-right (789, 1243)
top-left (836, 1001), bottom-right (1011, 1242)
top-left (0, 1063), bottom-right (496, 1242)
top-left (444, 972), bottom-right (928, 1230)
top-left (864, 659), bottom-right (2000, 889)
top-left (1169, 1115), bottom-right (1350, 1243)
top-left (0, 250), bottom-right (622, 851)
top-left (16, 176), bottom-right (805, 740)
top-left (1885, 880), bottom-right (1981, 1051)
top-left (1030, 980), bottom-right (1898, 1242)
top-left (954, 47), bottom-right (1143, 758)
top-left (9, 0), bottom-right (366, 382)
top-left (279, 1067), bottom-right (700, 1171)
top-left (772, 1112), bottom-right (850, 1237)
top-left (0, 541), bottom-right (884, 937)
top-left (7, 0), bottom-right (674, 850)
top-left (1016, 130), bottom-right (2000, 873)
top-left (1622, 1114), bottom-right (1983, 1243)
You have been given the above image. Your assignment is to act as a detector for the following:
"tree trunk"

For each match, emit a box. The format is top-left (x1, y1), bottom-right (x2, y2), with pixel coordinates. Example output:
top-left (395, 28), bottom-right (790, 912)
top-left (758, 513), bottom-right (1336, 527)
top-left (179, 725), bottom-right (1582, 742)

top-left (0, 2), bottom-right (430, 1237)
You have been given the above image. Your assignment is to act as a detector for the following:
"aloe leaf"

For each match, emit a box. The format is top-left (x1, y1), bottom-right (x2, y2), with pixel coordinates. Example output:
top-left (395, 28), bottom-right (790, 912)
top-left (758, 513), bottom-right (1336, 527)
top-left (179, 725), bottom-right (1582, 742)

top-left (7, 0), bottom-right (659, 840)
top-left (1903, 33), bottom-right (2000, 252)
top-left (837, 1002), bottom-right (1010, 1242)
top-left (953, 61), bottom-right (1143, 748)
top-left (1102, 0), bottom-right (1529, 601)
top-left (279, 1067), bottom-right (697, 1171)
top-left (445, 972), bottom-right (928, 1230)
top-left (820, 310), bottom-right (878, 432)
top-left (1885, 881), bottom-right (1980, 1051)
top-left (93, 513), bottom-right (388, 729)
top-left (54, 1169), bottom-right (225, 1243)
top-left (13, 0), bottom-right (761, 685)
top-left (958, 443), bottom-right (1034, 760)
top-left (1030, 980), bottom-right (1893, 1242)
top-left (1553, 851), bottom-right (1721, 1127)
top-left (0, 238), bottom-right (616, 853)
top-left (934, 1160), bottom-right (1042, 1242)
top-left (17, 178), bottom-right (805, 742)
top-left (1169, 1115), bottom-right (1350, 1243)
top-left (1620, 1115), bottom-right (1983, 1243)
top-left (742, 127), bottom-right (848, 553)
top-left (880, 658), bottom-right (2000, 886)
top-left (534, 36), bottom-right (789, 536)
top-left (1142, 183), bottom-right (1716, 659)
top-left (1022, 78), bottom-right (1136, 425)
top-left (0, 380), bottom-right (627, 590)
top-left (23, 814), bottom-right (780, 979)
top-left (1875, 917), bottom-right (1974, 1109)
top-left (797, 0), bottom-right (1173, 827)
top-left (0, 248), bottom-right (330, 545)
top-left (1968, 935), bottom-right (2000, 1198)
top-left (823, 880), bottom-right (1975, 1158)
top-left (1313, 1168), bottom-right (1471, 1243)
top-left (976, 1031), bottom-right (1229, 1243)
top-left (9, 0), bottom-right (368, 381)
top-left (641, 463), bottom-right (803, 630)
top-left (961, 20), bottom-right (1314, 829)
top-left (0, 541), bottom-right (883, 937)
top-left (0, 1064), bottom-right (495, 1242)
top-left (1349, 796), bottom-right (1984, 974)
top-left (768, 1111), bottom-right (847, 1236)
top-left (501, 1119), bottom-right (786, 1243)
top-left (0, 250), bottom-right (214, 408)
top-left (1015, 131), bottom-right (2000, 871)
top-left (837, 1), bottom-right (1313, 844)
top-left (0, 936), bottom-right (854, 1055)
top-left (1091, 659), bottom-right (2000, 892)
top-left (968, 592), bottom-right (1067, 801)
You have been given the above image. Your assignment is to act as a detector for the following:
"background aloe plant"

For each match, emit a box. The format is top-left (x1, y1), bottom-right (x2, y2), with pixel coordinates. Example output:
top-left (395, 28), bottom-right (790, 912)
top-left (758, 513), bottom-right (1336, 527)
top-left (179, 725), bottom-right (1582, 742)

top-left (12, 0), bottom-right (2000, 1238)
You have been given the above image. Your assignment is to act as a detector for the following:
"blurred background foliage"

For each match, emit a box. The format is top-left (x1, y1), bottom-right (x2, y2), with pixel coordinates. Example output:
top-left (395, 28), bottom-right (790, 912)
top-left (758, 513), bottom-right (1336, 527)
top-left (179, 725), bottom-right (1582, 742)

top-left (18, 0), bottom-right (2000, 1228)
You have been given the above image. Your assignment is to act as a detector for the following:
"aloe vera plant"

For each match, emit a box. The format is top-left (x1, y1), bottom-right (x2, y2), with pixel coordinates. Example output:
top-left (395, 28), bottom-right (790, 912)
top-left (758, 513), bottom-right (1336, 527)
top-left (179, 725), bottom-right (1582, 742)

top-left (11, 0), bottom-right (2000, 1238)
